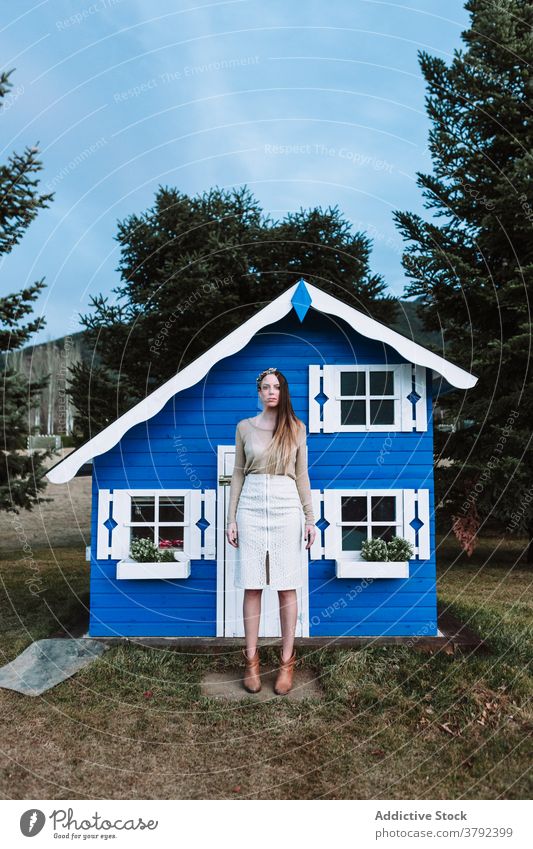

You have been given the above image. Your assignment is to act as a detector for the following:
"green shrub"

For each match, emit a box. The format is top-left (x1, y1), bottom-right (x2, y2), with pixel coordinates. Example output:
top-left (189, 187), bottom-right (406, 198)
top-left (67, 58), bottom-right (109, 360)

top-left (158, 549), bottom-right (177, 562)
top-left (130, 539), bottom-right (181, 563)
top-left (361, 538), bottom-right (388, 561)
top-left (130, 538), bottom-right (161, 562)
top-left (386, 537), bottom-right (414, 561)
top-left (360, 536), bottom-right (414, 561)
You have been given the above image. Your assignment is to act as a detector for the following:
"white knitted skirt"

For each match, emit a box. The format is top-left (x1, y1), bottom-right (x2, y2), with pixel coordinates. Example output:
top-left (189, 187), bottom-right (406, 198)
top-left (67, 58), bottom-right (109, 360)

top-left (234, 473), bottom-right (306, 590)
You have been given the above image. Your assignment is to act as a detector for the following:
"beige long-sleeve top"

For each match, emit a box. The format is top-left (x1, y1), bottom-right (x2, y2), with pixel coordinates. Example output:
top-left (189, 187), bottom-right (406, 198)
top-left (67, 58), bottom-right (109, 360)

top-left (226, 417), bottom-right (314, 527)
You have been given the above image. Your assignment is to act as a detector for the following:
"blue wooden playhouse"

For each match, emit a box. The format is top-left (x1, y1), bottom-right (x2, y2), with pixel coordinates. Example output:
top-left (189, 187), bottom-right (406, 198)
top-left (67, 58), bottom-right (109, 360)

top-left (46, 279), bottom-right (477, 639)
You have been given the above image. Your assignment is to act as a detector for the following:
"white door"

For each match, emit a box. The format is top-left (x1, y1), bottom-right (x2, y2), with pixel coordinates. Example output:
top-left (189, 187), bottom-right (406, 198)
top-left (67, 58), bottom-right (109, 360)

top-left (217, 445), bottom-right (309, 637)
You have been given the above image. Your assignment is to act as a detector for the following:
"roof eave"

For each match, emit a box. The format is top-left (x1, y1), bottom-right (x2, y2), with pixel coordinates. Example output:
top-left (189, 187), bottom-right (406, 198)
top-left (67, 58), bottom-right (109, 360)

top-left (46, 279), bottom-right (478, 484)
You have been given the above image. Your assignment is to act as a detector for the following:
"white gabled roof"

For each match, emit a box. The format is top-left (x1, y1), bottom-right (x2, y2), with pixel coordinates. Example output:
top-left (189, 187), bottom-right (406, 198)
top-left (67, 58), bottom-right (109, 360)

top-left (46, 279), bottom-right (477, 484)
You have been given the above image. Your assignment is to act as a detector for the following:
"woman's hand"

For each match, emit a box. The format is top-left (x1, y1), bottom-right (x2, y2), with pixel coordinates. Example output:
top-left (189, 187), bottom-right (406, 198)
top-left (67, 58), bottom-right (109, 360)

top-left (226, 521), bottom-right (239, 548)
top-left (304, 523), bottom-right (316, 550)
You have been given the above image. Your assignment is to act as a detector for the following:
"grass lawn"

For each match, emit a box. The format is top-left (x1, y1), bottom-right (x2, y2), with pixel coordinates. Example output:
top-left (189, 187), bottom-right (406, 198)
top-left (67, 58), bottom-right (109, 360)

top-left (0, 537), bottom-right (531, 800)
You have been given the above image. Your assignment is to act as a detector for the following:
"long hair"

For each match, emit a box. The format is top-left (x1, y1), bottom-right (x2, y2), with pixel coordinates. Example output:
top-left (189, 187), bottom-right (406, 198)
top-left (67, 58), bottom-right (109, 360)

top-left (256, 368), bottom-right (303, 473)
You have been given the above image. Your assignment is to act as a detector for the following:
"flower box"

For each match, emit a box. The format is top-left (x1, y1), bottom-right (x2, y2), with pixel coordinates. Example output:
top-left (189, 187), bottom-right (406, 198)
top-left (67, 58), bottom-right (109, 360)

top-left (116, 556), bottom-right (191, 580)
top-left (335, 560), bottom-right (409, 579)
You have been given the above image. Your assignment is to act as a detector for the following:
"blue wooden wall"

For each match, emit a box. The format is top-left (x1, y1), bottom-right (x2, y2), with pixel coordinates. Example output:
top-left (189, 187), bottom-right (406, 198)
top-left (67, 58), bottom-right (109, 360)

top-left (90, 306), bottom-right (437, 637)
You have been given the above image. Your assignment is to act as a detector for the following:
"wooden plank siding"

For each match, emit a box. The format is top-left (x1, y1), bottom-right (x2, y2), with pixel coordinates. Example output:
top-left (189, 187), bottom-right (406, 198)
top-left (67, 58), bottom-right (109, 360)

top-left (89, 308), bottom-right (437, 638)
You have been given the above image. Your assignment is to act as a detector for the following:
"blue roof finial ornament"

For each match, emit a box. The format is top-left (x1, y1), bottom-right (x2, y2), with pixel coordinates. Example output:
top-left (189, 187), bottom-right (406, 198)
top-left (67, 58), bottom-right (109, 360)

top-left (291, 278), bottom-right (312, 322)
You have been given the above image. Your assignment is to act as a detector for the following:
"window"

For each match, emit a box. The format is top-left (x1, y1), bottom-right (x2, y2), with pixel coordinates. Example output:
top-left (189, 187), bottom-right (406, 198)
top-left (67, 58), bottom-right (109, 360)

top-left (96, 488), bottom-right (216, 561)
top-left (309, 488), bottom-right (430, 562)
top-left (340, 493), bottom-right (403, 552)
top-left (309, 363), bottom-right (427, 432)
top-left (339, 368), bottom-right (397, 427)
top-left (130, 494), bottom-right (185, 553)
top-left (332, 489), bottom-right (403, 559)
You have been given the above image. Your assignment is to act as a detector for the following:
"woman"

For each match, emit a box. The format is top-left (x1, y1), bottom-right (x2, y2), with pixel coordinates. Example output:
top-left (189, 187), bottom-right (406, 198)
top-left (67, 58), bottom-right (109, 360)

top-left (225, 367), bottom-right (316, 695)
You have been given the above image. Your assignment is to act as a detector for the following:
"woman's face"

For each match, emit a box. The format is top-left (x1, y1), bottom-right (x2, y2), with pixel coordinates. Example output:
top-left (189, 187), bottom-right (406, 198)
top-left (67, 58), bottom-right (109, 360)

top-left (258, 374), bottom-right (280, 409)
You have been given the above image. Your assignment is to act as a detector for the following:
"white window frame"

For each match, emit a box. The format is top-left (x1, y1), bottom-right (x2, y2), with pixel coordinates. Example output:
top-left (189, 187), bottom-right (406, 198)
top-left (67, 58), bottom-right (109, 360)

top-left (97, 488), bottom-right (216, 561)
top-left (325, 488), bottom-right (404, 561)
top-left (128, 492), bottom-right (187, 554)
top-left (331, 365), bottom-right (401, 432)
top-left (310, 488), bottom-right (430, 562)
top-left (309, 363), bottom-right (427, 432)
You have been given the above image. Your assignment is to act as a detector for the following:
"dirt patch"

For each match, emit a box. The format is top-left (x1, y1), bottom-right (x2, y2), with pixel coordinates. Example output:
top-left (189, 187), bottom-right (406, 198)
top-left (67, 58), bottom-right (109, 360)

top-left (201, 665), bottom-right (324, 701)
top-left (0, 449), bottom-right (91, 552)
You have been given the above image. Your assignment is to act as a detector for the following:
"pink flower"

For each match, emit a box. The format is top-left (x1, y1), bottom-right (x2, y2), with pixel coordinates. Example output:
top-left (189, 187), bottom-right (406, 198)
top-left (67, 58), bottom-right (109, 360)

top-left (158, 538), bottom-right (183, 548)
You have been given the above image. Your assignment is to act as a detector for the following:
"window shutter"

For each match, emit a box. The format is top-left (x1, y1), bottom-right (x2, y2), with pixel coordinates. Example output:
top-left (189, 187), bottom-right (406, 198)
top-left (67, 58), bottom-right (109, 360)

top-left (203, 489), bottom-right (216, 559)
top-left (96, 489), bottom-right (112, 559)
top-left (308, 364), bottom-right (340, 433)
top-left (399, 363), bottom-right (427, 432)
top-left (310, 489), bottom-right (324, 559)
top-left (402, 489), bottom-right (417, 553)
top-left (402, 489), bottom-right (431, 559)
top-left (323, 489), bottom-right (340, 557)
top-left (187, 490), bottom-right (203, 559)
top-left (322, 365), bottom-right (339, 433)
top-left (308, 365), bottom-right (322, 433)
top-left (110, 489), bottom-right (131, 560)
top-left (399, 364), bottom-right (415, 431)
top-left (414, 364), bottom-right (428, 432)
top-left (416, 489), bottom-right (431, 558)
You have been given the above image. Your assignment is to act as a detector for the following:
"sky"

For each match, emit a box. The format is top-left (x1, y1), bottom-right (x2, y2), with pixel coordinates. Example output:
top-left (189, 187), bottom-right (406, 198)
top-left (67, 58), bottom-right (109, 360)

top-left (1, 0), bottom-right (470, 345)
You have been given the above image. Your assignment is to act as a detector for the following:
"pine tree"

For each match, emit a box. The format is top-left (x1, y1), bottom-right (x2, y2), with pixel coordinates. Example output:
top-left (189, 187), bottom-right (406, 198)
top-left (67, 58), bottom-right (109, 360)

top-left (68, 184), bottom-right (397, 438)
top-left (392, 0), bottom-right (533, 560)
top-left (0, 69), bottom-right (55, 513)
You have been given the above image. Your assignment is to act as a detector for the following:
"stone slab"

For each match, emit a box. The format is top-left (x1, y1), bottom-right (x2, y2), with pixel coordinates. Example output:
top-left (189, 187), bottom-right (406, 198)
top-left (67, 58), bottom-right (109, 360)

top-left (0, 638), bottom-right (109, 696)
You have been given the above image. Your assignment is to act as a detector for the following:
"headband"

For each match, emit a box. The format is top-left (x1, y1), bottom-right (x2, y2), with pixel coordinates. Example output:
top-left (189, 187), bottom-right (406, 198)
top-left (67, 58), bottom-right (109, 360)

top-left (256, 367), bottom-right (278, 388)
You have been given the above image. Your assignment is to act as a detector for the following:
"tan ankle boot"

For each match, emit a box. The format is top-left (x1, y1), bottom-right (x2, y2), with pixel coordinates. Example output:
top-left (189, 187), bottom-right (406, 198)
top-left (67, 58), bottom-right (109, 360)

top-left (274, 648), bottom-right (296, 695)
top-left (242, 647), bottom-right (261, 693)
